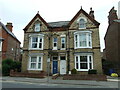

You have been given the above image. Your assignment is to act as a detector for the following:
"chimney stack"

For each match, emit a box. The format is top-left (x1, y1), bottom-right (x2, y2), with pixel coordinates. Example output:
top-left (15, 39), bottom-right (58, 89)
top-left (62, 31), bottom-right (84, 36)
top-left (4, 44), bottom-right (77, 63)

top-left (118, 1), bottom-right (120, 19)
top-left (108, 7), bottom-right (118, 25)
top-left (89, 7), bottom-right (95, 19)
top-left (6, 22), bottom-right (13, 32)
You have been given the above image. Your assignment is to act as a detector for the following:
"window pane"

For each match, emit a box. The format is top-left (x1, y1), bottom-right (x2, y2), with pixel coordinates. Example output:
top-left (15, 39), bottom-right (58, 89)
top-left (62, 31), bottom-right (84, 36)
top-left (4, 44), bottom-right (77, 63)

top-left (39, 57), bottom-right (41, 62)
top-left (32, 37), bottom-right (38, 42)
top-left (76, 56), bottom-right (79, 69)
top-left (89, 56), bottom-right (92, 62)
top-left (54, 38), bottom-right (57, 42)
top-left (75, 35), bottom-right (78, 47)
top-left (30, 63), bottom-right (36, 69)
top-left (80, 56), bottom-right (87, 62)
top-left (60, 56), bottom-right (65, 60)
top-left (38, 63), bottom-right (41, 69)
top-left (61, 37), bottom-right (65, 42)
top-left (54, 43), bottom-right (57, 47)
top-left (53, 57), bottom-right (58, 60)
top-left (31, 57), bottom-right (37, 62)
top-left (79, 33), bottom-right (87, 47)
top-left (79, 19), bottom-right (85, 28)
top-left (32, 43), bottom-right (37, 48)
top-left (80, 63), bottom-right (88, 69)
top-left (62, 44), bottom-right (65, 48)
top-left (88, 34), bottom-right (91, 47)
top-left (76, 63), bottom-right (79, 69)
top-left (35, 23), bottom-right (40, 31)
top-left (39, 43), bottom-right (42, 48)
top-left (40, 38), bottom-right (42, 42)
top-left (89, 63), bottom-right (92, 69)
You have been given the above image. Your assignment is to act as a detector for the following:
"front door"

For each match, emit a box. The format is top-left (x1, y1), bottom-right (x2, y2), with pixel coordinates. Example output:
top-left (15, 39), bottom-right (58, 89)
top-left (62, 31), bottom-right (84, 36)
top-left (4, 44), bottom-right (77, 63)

top-left (53, 61), bottom-right (58, 74)
top-left (60, 60), bottom-right (66, 75)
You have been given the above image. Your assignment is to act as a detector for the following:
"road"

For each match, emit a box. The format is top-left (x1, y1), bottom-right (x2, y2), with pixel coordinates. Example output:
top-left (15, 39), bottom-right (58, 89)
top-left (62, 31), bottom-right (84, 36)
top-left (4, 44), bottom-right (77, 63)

top-left (2, 80), bottom-right (110, 88)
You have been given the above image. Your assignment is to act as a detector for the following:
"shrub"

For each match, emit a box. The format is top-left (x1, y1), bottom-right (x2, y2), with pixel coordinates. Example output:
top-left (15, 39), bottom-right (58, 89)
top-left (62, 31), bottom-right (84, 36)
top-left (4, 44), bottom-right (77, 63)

top-left (2, 64), bottom-right (11, 76)
top-left (88, 69), bottom-right (97, 74)
top-left (71, 68), bottom-right (77, 74)
top-left (2, 59), bottom-right (21, 76)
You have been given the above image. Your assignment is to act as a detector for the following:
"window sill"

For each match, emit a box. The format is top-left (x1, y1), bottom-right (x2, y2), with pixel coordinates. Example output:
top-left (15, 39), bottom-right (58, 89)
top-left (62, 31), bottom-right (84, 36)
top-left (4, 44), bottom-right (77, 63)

top-left (29, 48), bottom-right (43, 50)
top-left (75, 47), bottom-right (92, 49)
top-left (76, 69), bottom-right (89, 71)
top-left (52, 48), bottom-right (57, 50)
top-left (61, 48), bottom-right (66, 50)
top-left (79, 28), bottom-right (86, 29)
top-left (28, 69), bottom-right (42, 71)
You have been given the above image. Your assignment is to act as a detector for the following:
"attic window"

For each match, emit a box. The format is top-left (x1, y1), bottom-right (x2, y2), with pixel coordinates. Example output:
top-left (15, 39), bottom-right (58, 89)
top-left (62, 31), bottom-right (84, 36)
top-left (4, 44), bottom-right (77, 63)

top-left (35, 23), bottom-right (40, 32)
top-left (79, 18), bottom-right (86, 29)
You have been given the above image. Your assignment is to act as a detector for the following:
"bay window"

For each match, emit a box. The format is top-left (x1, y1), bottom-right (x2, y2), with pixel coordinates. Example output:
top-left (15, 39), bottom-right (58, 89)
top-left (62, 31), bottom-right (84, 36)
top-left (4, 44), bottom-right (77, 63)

top-left (75, 54), bottom-right (93, 71)
top-left (29, 34), bottom-right (44, 50)
top-left (28, 56), bottom-right (43, 70)
top-left (74, 31), bottom-right (92, 48)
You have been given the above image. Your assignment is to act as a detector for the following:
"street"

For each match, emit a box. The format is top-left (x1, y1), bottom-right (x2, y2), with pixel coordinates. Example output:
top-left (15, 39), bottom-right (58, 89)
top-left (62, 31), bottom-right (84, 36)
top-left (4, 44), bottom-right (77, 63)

top-left (1, 76), bottom-right (119, 88)
top-left (1, 81), bottom-right (112, 88)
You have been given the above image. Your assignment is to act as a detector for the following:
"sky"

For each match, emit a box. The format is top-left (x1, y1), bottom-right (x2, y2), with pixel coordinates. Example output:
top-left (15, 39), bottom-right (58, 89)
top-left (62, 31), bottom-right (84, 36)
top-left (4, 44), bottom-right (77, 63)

top-left (0, 0), bottom-right (120, 51)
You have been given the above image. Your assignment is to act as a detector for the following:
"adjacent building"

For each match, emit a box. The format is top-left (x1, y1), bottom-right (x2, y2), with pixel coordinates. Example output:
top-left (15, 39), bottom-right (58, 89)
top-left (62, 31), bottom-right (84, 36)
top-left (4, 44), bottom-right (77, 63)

top-left (0, 22), bottom-right (21, 61)
top-left (22, 7), bottom-right (102, 75)
top-left (104, 7), bottom-right (120, 73)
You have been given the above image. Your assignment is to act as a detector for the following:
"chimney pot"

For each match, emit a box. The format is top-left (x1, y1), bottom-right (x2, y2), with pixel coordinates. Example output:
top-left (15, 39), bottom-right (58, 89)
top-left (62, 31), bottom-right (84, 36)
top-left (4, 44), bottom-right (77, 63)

top-left (89, 7), bottom-right (95, 19)
top-left (6, 22), bottom-right (13, 32)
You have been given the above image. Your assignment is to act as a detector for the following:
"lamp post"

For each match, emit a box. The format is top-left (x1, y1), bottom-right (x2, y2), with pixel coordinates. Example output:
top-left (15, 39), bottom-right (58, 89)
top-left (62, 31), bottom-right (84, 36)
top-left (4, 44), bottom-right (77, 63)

top-left (47, 58), bottom-right (50, 83)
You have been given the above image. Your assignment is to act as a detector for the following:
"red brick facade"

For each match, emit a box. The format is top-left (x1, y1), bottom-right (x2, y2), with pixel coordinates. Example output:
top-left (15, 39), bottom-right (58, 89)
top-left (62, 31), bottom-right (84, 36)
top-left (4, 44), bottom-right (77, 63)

top-left (0, 22), bottom-right (21, 61)
top-left (104, 7), bottom-right (120, 73)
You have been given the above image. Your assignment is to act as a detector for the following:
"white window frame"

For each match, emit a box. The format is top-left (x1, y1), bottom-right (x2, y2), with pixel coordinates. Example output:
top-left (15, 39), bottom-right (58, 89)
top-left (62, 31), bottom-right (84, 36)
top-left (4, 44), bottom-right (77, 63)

top-left (0, 41), bottom-right (2, 51)
top-left (75, 54), bottom-right (93, 71)
top-left (35, 23), bottom-right (40, 32)
top-left (61, 37), bottom-right (66, 50)
top-left (53, 37), bottom-right (57, 50)
top-left (28, 55), bottom-right (43, 70)
top-left (29, 34), bottom-right (44, 50)
top-left (77, 17), bottom-right (87, 29)
top-left (74, 31), bottom-right (92, 49)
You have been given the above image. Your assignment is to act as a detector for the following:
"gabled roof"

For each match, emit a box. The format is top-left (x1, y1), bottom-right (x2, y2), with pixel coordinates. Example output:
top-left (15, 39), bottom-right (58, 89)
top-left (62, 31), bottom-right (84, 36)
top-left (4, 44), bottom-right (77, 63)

top-left (23, 13), bottom-right (48, 31)
top-left (68, 8), bottom-right (100, 27)
top-left (48, 21), bottom-right (70, 28)
top-left (0, 22), bottom-right (21, 43)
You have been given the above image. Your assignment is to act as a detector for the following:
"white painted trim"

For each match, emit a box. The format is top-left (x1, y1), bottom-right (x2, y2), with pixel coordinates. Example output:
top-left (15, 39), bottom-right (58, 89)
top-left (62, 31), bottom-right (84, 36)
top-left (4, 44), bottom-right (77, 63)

top-left (74, 54), bottom-right (93, 71)
top-left (0, 41), bottom-right (2, 51)
top-left (74, 31), bottom-right (92, 49)
top-left (29, 35), bottom-right (44, 50)
top-left (61, 37), bottom-right (66, 50)
top-left (28, 55), bottom-right (43, 71)
top-left (53, 37), bottom-right (57, 50)
top-left (60, 34), bottom-right (66, 37)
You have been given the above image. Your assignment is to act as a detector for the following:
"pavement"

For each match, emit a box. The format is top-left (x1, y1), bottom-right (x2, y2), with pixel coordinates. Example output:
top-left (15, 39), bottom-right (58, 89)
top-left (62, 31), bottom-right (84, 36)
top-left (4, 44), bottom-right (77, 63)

top-left (0, 76), bottom-right (120, 88)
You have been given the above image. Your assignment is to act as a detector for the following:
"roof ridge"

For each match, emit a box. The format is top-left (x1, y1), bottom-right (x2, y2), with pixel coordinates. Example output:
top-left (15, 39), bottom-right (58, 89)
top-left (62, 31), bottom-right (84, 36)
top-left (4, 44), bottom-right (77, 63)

top-left (48, 21), bottom-right (70, 23)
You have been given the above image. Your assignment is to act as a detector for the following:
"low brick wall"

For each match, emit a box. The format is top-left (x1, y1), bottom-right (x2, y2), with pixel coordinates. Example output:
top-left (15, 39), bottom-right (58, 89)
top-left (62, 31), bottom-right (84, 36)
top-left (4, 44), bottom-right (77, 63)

top-left (63, 74), bottom-right (107, 81)
top-left (10, 70), bottom-right (46, 78)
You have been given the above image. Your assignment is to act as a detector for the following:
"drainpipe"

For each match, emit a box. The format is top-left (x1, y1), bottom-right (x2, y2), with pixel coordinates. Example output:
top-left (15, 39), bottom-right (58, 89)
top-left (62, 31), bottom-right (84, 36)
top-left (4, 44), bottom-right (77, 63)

top-left (67, 28), bottom-right (70, 73)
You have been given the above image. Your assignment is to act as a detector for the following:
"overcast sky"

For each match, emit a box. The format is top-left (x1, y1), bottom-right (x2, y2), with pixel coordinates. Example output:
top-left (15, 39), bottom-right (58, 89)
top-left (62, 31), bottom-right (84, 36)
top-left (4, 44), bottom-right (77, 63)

top-left (0, 0), bottom-right (119, 51)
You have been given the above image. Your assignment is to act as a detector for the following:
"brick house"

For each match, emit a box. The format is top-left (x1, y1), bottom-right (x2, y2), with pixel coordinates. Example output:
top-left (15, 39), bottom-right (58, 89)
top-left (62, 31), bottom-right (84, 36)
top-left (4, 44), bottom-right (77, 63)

top-left (104, 7), bottom-right (120, 74)
top-left (0, 22), bottom-right (21, 61)
top-left (22, 7), bottom-right (102, 75)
